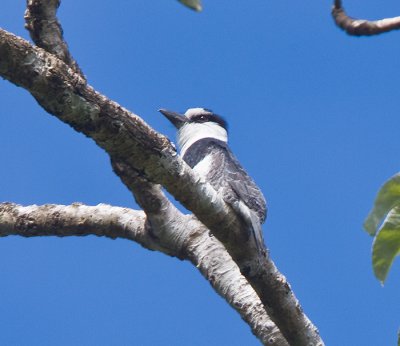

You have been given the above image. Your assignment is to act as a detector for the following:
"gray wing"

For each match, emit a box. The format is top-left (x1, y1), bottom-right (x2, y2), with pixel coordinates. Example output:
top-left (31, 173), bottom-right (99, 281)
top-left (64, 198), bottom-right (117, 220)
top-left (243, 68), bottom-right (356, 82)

top-left (200, 141), bottom-right (267, 223)
top-left (184, 139), bottom-right (267, 252)
top-left (183, 139), bottom-right (267, 223)
top-left (210, 142), bottom-right (267, 252)
top-left (221, 147), bottom-right (267, 224)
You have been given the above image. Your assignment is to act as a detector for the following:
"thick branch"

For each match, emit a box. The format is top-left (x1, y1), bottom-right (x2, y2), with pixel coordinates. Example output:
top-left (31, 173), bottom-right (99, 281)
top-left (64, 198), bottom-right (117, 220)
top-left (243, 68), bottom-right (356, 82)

top-left (0, 29), bottom-right (323, 345)
top-left (0, 201), bottom-right (287, 345)
top-left (332, 0), bottom-right (400, 36)
top-left (24, 0), bottom-right (84, 77)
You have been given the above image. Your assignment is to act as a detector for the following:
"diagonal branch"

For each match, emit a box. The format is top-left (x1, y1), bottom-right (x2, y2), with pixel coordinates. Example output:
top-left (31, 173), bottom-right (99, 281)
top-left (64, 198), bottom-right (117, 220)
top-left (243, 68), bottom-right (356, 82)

top-left (111, 161), bottom-right (289, 345)
top-left (0, 29), bottom-right (240, 252)
top-left (184, 218), bottom-right (288, 346)
top-left (24, 0), bottom-right (85, 77)
top-left (0, 29), bottom-right (323, 345)
top-left (0, 201), bottom-right (288, 345)
top-left (332, 0), bottom-right (400, 36)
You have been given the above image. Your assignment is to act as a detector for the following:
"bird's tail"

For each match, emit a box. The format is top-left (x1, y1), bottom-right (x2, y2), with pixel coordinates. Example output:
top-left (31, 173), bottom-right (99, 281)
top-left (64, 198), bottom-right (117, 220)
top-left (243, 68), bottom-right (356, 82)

top-left (248, 210), bottom-right (266, 256)
top-left (234, 201), bottom-right (266, 256)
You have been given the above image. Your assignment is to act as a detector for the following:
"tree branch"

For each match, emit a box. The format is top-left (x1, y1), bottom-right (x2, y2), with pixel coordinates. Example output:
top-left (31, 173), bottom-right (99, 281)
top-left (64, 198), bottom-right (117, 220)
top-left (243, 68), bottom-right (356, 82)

top-left (332, 0), bottom-right (400, 36)
top-left (0, 29), bottom-right (323, 345)
top-left (111, 159), bottom-right (192, 257)
top-left (111, 161), bottom-right (289, 345)
top-left (0, 201), bottom-right (288, 345)
top-left (0, 202), bottom-right (154, 246)
top-left (24, 0), bottom-right (85, 77)
top-left (184, 218), bottom-right (288, 345)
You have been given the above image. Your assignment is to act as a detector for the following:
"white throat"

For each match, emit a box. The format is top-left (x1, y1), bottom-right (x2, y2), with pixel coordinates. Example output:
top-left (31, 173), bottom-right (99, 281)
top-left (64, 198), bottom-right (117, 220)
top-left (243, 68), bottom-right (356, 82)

top-left (178, 122), bottom-right (228, 157)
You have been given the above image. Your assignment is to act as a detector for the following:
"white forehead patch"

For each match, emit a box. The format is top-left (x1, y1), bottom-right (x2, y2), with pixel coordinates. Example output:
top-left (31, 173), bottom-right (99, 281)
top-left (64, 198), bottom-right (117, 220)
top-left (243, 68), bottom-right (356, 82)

top-left (184, 107), bottom-right (211, 119)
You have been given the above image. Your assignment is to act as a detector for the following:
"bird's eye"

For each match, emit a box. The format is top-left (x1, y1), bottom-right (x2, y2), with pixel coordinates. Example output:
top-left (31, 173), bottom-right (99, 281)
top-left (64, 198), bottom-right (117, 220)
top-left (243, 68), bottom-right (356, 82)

top-left (200, 115), bottom-right (206, 120)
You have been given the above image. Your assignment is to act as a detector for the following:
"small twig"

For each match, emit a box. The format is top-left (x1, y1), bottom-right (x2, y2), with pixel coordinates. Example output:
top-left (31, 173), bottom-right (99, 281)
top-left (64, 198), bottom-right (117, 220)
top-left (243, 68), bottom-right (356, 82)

top-left (332, 0), bottom-right (400, 36)
top-left (25, 0), bottom-right (85, 78)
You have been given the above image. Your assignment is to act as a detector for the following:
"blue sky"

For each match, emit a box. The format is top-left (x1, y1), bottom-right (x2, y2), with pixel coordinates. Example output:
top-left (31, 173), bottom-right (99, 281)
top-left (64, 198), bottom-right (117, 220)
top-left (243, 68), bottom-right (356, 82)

top-left (1, 1), bottom-right (400, 345)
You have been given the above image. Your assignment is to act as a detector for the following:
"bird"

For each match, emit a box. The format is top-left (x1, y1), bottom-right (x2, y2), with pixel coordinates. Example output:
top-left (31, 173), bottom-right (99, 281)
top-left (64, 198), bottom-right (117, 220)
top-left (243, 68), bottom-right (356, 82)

top-left (159, 107), bottom-right (267, 254)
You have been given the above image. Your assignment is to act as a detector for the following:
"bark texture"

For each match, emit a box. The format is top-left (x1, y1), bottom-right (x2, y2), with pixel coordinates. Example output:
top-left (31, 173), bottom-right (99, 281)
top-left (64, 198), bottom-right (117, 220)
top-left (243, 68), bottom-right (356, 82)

top-left (332, 0), bottom-right (400, 36)
top-left (25, 0), bottom-right (85, 76)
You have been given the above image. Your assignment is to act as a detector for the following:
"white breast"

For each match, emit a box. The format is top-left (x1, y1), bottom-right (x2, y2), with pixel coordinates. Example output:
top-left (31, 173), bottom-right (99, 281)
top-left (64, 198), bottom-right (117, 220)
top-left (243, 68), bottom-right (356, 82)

top-left (178, 122), bottom-right (228, 157)
top-left (192, 154), bottom-right (214, 177)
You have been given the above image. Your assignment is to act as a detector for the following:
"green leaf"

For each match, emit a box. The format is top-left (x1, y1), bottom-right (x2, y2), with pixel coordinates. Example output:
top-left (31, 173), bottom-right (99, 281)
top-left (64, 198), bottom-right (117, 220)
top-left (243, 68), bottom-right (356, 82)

top-left (372, 205), bottom-right (400, 283)
top-left (364, 173), bottom-right (400, 235)
top-left (178, 0), bottom-right (202, 11)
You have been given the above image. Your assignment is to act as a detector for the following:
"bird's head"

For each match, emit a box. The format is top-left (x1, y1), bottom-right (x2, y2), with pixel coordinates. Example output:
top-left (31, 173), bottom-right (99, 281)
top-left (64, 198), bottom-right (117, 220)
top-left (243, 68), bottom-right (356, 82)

top-left (159, 107), bottom-right (228, 154)
top-left (159, 107), bottom-right (227, 130)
